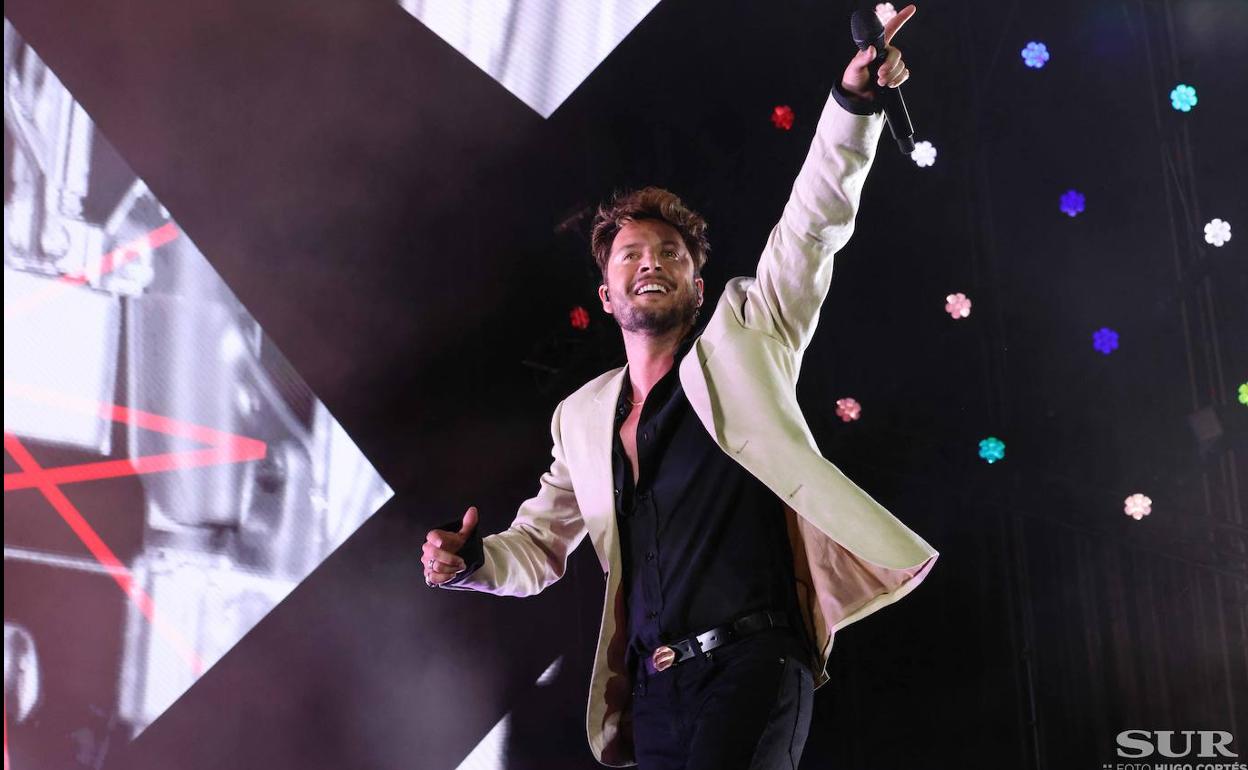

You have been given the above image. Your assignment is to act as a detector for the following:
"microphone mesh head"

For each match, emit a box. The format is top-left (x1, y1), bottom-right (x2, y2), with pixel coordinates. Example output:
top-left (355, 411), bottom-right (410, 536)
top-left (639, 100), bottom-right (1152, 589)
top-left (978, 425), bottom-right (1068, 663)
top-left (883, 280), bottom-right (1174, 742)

top-left (850, 9), bottom-right (885, 48)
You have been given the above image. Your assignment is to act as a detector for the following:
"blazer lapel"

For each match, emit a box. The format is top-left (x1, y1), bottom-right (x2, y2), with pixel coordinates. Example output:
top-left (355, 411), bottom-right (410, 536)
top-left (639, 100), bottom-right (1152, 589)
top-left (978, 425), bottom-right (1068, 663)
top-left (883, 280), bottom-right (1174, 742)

top-left (679, 335), bottom-right (720, 447)
top-left (582, 366), bottom-right (627, 573)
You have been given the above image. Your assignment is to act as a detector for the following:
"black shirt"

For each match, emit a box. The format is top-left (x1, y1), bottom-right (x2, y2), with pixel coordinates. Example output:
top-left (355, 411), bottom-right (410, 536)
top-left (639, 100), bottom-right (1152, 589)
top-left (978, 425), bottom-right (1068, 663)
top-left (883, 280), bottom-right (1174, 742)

top-left (611, 337), bottom-right (813, 678)
top-left (444, 338), bottom-right (816, 675)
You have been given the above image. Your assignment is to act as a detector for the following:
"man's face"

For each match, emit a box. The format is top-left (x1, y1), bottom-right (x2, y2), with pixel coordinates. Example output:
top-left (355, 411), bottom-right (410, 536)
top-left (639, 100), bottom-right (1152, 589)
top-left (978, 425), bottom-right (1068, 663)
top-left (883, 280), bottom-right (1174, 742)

top-left (598, 219), bottom-right (704, 336)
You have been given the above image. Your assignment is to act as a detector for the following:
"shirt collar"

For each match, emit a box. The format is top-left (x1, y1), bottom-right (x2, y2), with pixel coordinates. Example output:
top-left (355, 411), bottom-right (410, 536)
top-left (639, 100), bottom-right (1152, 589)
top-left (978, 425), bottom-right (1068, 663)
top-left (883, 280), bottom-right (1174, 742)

top-left (614, 335), bottom-right (697, 421)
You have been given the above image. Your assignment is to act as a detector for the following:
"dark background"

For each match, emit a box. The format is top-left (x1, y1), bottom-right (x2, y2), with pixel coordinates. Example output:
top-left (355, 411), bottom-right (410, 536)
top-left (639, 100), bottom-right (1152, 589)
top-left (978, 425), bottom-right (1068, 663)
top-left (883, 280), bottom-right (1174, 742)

top-left (5, 0), bottom-right (1245, 767)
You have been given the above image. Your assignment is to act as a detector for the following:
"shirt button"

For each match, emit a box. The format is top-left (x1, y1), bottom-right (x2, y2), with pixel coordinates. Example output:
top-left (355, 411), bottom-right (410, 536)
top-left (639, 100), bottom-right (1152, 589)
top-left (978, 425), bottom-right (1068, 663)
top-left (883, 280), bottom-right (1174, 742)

top-left (645, 551), bottom-right (655, 562)
top-left (646, 611), bottom-right (658, 619)
top-left (642, 431), bottom-right (650, 442)
top-left (614, 488), bottom-right (620, 496)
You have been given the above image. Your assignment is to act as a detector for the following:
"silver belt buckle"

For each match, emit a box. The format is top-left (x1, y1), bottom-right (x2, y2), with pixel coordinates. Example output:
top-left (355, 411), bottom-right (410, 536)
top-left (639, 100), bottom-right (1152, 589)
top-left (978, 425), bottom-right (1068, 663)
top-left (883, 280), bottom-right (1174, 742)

top-left (651, 645), bottom-right (676, 672)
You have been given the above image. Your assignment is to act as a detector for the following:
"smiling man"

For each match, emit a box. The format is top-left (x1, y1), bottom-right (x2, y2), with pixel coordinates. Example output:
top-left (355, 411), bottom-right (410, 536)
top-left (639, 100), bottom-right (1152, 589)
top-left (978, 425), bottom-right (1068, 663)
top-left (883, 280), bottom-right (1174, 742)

top-left (422, 6), bottom-right (938, 768)
top-left (598, 215), bottom-right (705, 340)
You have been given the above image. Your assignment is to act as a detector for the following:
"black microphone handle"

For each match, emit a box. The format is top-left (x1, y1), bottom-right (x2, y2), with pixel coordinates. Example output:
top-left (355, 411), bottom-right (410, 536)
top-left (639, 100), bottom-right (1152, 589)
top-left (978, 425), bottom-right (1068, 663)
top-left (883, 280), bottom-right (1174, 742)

top-left (879, 78), bottom-right (916, 154)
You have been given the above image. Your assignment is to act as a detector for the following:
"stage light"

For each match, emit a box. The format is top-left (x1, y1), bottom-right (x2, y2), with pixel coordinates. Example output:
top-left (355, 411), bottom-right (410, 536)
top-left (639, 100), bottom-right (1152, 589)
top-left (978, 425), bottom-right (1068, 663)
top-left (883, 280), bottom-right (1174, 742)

top-left (771, 105), bottom-right (795, 131)
top-left (978, 437), bottom-right (1006, 464)
top-left (1238, 383), bottom-right (1248, 407)
top-left (944, 292), bottom-right (972, 319)
top-left (910, 140), bottom-right (936, 167)
top-left (1021, 42), bottom-right (1050, 69)
top-left (1204, 218), bottom-right (1231, 247)
top-left (1169, 84), bottom-right (1198, 112)
top-left (875, 3), bottom-right (898, 24)
top-left (1123, 493), bottom-right (1152, 520)
top-left (835, 397), bottom-right (861, 422)
top-left (1093, 327), bottom-right (1119, 355)
top-left (1060, 189), bottom-right (1085, 217)
top-left (569, 306), bottom-right (589, 330)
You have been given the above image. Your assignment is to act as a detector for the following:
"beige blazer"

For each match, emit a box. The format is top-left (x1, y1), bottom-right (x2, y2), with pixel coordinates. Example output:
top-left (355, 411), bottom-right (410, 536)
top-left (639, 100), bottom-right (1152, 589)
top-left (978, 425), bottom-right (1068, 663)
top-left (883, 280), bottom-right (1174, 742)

top-left (444, 92), bottom-right (939, 766)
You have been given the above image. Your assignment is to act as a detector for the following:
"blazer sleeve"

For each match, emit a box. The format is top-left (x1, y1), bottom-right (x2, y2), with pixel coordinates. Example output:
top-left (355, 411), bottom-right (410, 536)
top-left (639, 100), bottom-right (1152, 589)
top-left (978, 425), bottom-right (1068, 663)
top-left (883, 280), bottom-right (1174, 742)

top-left (438, 399), bottom-right (587, 598)
top-left (737, 92), bottom-right (886, 354)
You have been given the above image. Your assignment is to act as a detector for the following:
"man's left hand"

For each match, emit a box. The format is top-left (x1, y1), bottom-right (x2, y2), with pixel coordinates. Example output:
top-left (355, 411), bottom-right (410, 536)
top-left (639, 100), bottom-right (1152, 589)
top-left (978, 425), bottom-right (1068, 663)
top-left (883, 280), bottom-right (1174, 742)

top-left (840, 4), bottom-right (917, 101)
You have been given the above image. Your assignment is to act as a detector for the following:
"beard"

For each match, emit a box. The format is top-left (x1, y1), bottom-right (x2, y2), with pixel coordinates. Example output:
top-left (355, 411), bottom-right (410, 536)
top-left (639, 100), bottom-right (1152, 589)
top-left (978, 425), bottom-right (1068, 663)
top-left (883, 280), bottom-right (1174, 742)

top-left (611, 280), bottom-right (700, 336)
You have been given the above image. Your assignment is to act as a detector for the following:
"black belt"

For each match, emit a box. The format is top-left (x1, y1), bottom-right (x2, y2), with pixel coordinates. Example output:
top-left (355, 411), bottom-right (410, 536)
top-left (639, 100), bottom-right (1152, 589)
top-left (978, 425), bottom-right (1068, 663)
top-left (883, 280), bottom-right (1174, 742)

top-left (643, 610), bottom-right (790, 675)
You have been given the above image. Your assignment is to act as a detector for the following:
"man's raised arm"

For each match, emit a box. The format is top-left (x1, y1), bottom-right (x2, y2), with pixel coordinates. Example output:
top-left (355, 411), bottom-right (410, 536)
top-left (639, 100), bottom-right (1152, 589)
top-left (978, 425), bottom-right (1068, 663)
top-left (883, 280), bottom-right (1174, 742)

top-left (738, 5), bottom-right (915, 353)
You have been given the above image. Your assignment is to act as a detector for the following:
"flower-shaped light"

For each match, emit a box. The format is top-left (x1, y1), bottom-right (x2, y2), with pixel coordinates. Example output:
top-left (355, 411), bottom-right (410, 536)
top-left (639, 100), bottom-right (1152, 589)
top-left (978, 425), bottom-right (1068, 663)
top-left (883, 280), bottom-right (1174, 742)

top-left (1238, 382), bottom-right (1248, 406)
top-left (911, 140), bottom-right (937, 167)
top-left (1204, 218), bottom-right (1231, 247)
top-left (978, 437), bottom-right (1006, 464)
top-left (569, 306), bottom-right (589, 330)
top-left (1124, 493), bottom-right (1152, 520)
top-left (835, 397), bottom-right (862, 422)
top-left (770, 105), bottom-right (795, 131)
top-left (1169, 84), bottom-right (1197, 112)
top-left (1092, 327), bottom-right (1119, 355)
top-left (1060, 189), bottom-right (1085, 217)
top-left (875, 3), bottom-right (897, 24)
top-left (1021, 42), bottom-right (1050, 69)
top-left (945, 292), bottom-right (972, 319)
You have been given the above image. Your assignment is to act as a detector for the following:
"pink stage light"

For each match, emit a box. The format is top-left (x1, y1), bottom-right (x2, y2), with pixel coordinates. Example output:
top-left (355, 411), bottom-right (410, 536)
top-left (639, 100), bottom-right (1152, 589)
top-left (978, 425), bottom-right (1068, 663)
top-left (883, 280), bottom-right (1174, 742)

top-left (945, 292), bottom-right (972, 319)
top-left (1123, 493), bottom-right (1152, 520)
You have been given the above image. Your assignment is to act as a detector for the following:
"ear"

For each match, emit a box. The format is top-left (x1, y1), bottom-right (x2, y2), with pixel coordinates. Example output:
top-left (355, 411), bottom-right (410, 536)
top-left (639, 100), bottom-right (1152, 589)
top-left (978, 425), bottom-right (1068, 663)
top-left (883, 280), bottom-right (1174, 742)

top-left (598, 283), bottom-right (613, 315)
top-left (695, 276), bottom-right (705, 306)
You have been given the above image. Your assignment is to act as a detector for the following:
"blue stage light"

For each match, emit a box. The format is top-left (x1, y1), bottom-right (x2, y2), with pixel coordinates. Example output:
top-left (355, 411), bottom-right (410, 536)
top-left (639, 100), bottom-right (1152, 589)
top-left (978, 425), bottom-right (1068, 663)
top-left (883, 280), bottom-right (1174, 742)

top-left (1093, 327), bottom-right (1119, 355)
top-left (1060, 189), bottom-right (1085, 217)
top-left (1169, 84), bottom-right (1197, 112)
top-left (1021, 42), bottom-right (1050, 69)
top-left (978, 437), bottom-right (1006, 464)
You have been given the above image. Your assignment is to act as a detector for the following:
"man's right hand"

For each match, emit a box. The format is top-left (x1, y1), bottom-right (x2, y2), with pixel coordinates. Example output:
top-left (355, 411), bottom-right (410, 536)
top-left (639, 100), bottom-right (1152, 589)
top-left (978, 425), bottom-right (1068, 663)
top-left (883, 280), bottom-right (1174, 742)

top-left (423, 506), bottom-right (478, 586)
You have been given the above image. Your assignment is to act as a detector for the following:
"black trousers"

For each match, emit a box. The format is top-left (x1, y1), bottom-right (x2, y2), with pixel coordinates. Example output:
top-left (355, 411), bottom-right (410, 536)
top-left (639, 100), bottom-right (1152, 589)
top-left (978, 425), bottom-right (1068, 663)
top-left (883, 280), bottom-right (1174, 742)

top-left (630, 629), bottom-right (815, 770)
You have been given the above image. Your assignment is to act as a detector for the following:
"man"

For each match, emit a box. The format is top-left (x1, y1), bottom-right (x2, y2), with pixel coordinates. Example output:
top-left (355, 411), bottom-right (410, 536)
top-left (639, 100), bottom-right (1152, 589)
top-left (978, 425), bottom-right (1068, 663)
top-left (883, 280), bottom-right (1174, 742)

top-left (424, 6), bottom-right (936, 768)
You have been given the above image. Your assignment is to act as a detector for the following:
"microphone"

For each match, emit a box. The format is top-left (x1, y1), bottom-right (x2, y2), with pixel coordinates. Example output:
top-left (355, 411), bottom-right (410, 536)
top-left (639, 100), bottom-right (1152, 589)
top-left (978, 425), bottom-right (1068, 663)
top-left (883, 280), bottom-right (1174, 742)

top-left (850, 8), bottom-right (916, 154)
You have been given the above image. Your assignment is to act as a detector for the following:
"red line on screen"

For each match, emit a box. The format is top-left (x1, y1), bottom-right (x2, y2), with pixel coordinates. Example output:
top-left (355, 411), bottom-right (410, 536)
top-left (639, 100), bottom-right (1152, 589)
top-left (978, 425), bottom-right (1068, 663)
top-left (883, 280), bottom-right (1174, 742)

top-left (4, 447), bottom-right (264, 491)
top-left (2, 381), bottom-right (267, 491)
top-left (5, 380), bottom-right (267, 451)
top-left (3, 223), bottom-right (180, 320)
top-left (4, 432), bottom-right (204, 674)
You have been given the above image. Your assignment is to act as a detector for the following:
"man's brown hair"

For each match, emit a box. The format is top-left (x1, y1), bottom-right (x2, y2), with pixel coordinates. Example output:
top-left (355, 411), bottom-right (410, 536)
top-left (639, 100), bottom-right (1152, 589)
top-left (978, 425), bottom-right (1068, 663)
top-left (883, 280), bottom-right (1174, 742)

top-left (590, 187), bottom-right (710, 279)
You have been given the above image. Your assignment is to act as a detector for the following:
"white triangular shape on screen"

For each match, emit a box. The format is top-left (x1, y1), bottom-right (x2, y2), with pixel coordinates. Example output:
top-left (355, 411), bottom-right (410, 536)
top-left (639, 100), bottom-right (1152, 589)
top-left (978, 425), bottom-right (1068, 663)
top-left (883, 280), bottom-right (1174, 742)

top-left (3, 19), bottom-right (392, 752)
top-left (400, 0), bottom-right (663, 117)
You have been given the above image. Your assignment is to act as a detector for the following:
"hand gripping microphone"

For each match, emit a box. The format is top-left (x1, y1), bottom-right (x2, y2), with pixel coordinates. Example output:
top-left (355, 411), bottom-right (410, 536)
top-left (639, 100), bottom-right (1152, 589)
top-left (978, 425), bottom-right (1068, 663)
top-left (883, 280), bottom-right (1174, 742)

top-left (850, 8), bottom-right (916, 154)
